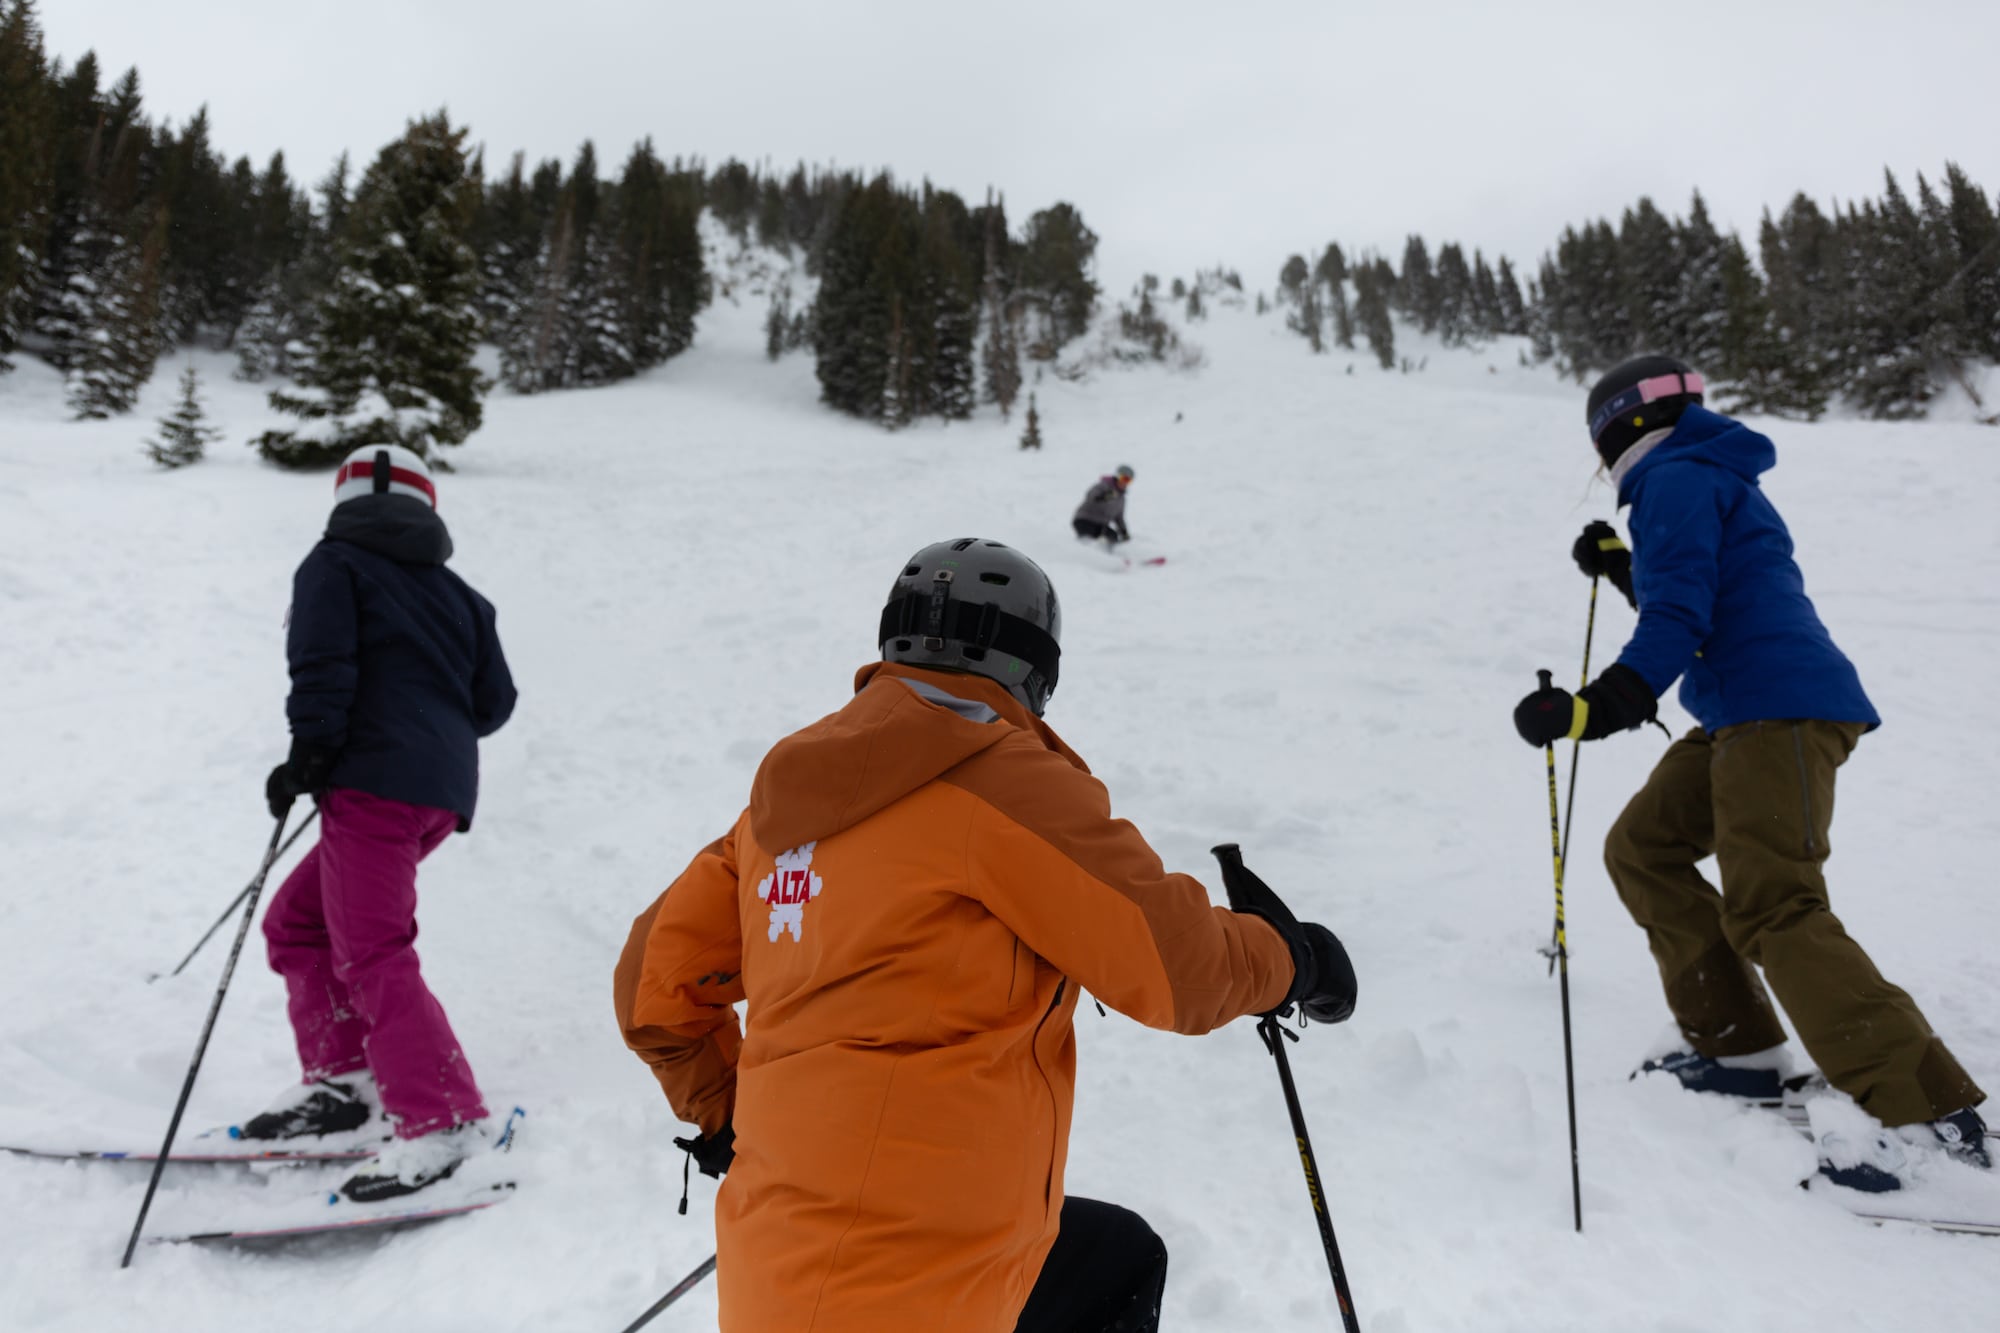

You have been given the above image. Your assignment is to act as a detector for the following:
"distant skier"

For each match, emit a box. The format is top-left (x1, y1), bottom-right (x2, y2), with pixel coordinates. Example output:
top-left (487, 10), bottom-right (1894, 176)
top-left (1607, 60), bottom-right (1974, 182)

top-left (615, 538), bottom-right (1356, 1331)
top-left (250, 443), bottom-right (517, 1202)
top-left (1072, 464), bottom-right (1135, 545)
top-left (1513, 356), bottom-right (1987, 1191)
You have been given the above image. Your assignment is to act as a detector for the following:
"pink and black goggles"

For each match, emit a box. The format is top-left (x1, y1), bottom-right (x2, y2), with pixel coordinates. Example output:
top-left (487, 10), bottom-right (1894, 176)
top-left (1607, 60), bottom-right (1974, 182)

top-left (1589, 370), bottom-right (1704, 443)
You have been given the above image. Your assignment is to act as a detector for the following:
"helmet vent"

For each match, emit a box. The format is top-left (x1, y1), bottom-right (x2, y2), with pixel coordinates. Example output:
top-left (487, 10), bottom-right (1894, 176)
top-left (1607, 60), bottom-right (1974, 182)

top-left (903, 565), bottom-right (921, 576)
top-left (979, 572), bottom-right (1011, 585)
top-left (950, 539), bottom-right (977, 551)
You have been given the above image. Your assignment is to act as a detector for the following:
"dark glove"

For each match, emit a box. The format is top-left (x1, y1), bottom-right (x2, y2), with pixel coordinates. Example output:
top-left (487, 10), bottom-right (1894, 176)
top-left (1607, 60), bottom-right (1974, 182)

top-left (673, 1123), bottom-right (736, 1215)
top-left (1572, 520), bottom-right (1636, 609)
top-left (674, 1124), bottom-right (735, 1178)
top-left (265, 741), bottom-right (338, 819)
top-left (1513, 663), bottom-right (1657, 746)
top-left (1210, 844), bottom-right (1354, 1022)
top-left (1297, 923), bottom-right (1357, 1025)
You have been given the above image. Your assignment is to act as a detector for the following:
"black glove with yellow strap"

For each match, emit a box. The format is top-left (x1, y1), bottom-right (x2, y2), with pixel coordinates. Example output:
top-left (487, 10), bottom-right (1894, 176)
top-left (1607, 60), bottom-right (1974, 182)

top-left (1571, 520), bottom-right (1636, 610)
top-left (1513, 663), bottom-right (1658, 746)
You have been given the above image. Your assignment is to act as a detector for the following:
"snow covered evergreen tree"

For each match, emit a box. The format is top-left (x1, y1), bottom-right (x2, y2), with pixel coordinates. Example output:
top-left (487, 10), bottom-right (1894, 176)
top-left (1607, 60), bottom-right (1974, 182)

top-left (144, 361), bottom-right (219, 466)
top-left (0, 0), bottom-right (55, 372)
top-left (256, 112), bottom-right (485, 467)
top-left (1019, 391), bottom-right (1041, 449)
top-left (65, 205), bottom-right (165, 418)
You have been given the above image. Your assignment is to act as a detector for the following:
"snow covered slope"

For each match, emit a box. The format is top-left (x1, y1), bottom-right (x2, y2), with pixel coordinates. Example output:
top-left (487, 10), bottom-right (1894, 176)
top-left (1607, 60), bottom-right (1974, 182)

top-left (2, 263), bottom-right (1997, 1332)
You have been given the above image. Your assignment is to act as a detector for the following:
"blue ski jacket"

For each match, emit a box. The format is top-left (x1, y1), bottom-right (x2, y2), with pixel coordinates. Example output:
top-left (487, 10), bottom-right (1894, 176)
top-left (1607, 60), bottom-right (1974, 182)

top-left (286, 495), bottom-right (516, 828)
top-left (1613, 404), bottom-right (1878, 733)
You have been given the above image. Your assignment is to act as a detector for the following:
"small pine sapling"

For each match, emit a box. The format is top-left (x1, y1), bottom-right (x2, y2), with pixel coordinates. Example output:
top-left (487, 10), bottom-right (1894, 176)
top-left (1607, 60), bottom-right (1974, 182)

top-left (145, 364), bottom-right (222, 469)
top-left (1019, 393), bottom-right (1043, 450)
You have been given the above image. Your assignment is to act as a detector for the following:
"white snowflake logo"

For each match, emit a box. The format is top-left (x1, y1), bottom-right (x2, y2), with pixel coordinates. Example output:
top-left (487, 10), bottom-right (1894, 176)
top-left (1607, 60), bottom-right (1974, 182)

top-left (756, 843), bottom-right (823, 942)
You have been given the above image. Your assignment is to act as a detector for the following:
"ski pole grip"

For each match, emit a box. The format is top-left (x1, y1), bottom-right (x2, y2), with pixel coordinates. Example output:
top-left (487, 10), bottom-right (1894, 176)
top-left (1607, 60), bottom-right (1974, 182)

top-left (1537, 668), bottom-right (1553, 691)
top-left (1210, 842), bottom-right (1250, 911)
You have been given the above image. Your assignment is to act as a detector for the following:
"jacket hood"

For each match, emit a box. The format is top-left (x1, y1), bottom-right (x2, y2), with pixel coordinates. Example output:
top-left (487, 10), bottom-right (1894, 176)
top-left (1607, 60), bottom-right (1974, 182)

top-left (1618, 403), bottom-right (1775, 506)
top-left (748, 662), bottom-right (1088, 853)
top-left (324, 493), bottom-right (454, 565)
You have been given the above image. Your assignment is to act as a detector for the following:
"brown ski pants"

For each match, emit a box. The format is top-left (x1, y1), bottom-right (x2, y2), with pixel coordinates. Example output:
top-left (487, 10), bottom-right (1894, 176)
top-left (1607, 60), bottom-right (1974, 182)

top-left (1604, 719), bottom-right (1983, 1128)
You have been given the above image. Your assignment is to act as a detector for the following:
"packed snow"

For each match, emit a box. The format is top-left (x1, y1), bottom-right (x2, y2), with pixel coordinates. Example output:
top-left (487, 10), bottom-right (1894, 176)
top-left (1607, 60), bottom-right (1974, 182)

top-left (2, 248), bottom-right (1997, 1332)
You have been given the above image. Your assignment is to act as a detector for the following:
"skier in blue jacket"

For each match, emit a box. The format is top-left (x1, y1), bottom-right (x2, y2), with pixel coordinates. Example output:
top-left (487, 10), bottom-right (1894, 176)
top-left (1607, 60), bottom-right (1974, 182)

top-left (1513, 356), bottom-right (1986, 1192)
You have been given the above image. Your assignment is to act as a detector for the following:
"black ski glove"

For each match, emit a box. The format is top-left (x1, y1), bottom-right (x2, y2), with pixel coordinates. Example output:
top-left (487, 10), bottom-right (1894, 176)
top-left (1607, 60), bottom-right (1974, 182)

top-left (1297, 923), bottom-right (1357, 1025)
top-left (265, 740), bottom-right (338, 819)
top-left (1513, 663), bottom-right (1658, 747)
top-left (1572, 520), bottom-right (1636, 610)
top-left (673, 1123), bottom-right (736, 1215)
top-left (1210, 844), bottom-right (1357, 1023)
top-left (675, 1123), bottom-right (735, 1178)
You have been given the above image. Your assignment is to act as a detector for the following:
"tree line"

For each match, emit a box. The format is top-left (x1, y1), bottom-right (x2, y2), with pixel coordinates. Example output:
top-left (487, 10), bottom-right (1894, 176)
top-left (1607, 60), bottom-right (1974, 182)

top-left (0, 3), bottom-right (1101, 460)
top-left (1271, 167), bottom-right (2000, 419)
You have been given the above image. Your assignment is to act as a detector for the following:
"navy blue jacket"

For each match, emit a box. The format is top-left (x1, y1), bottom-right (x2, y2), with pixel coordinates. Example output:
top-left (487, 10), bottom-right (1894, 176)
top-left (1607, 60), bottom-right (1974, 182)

top-left (1614, 404), bottom-right (1877, 733)
top-left (286, 496), bottom-right (516, 828)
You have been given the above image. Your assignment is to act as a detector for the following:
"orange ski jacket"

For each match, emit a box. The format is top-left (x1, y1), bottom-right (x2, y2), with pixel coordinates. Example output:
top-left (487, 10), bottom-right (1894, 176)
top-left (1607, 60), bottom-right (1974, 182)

top-left (614, 662), bottom-right (1294, 1331)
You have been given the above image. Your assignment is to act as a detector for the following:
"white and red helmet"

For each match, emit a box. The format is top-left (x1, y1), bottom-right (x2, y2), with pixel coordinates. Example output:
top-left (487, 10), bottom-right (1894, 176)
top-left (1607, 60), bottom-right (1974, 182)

top-left (333, 445), bottom-right (437, 509)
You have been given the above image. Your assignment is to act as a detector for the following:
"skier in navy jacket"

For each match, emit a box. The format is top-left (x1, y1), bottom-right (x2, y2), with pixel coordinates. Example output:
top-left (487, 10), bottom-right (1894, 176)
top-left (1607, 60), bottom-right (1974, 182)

top-left (1513, 357), bottom-right (1986, 1192)
top-left (248, 444), bottom-right (517, 1203)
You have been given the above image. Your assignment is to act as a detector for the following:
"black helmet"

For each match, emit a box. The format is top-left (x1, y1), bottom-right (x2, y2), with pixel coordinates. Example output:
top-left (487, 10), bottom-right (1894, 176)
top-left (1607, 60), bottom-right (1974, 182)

top-left (1586, 355), bottom-right (1705, 466)
top-left (878, 539), bottom-right (1063, 716)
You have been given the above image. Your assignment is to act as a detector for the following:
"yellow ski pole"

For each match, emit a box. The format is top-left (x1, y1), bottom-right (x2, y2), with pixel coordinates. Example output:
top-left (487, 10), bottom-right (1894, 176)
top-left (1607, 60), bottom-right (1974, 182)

top-left (1537, 668), bottom-right (1583, 1233)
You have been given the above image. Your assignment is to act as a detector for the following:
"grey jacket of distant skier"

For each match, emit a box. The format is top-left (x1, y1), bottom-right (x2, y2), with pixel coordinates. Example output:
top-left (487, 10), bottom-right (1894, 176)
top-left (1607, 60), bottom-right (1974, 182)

top-left (1073, 477), bottom-right (1127, 530)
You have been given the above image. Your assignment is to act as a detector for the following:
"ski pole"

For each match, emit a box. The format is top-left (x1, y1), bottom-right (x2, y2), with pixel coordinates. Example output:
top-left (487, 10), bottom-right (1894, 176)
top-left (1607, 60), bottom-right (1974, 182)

top-left (1545, 575), bottom-right (1599, 976)
top-left (1211, 844), bottom-right (1361, 1333)
top-left (1536, 669), bottom-right (1584, 1233)
top-left (149, 807), bottom-right (318, 982)
top-left (616, 1253), bottom-right (718, 1332)
top-left (120, 813), bottom-right (295, 1268)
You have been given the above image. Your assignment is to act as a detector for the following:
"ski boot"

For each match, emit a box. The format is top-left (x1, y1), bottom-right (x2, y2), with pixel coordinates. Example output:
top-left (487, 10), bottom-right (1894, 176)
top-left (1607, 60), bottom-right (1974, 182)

top-left (233, 1070), bottom-right (379, 1142)
top-left (338, 1119), bottom-right (489, 1203)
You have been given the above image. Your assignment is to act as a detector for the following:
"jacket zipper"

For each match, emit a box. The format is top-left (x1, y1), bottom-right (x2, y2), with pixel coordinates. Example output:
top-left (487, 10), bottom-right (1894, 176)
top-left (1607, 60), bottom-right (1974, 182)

top-left (1032, 980), bottom-right (1066, 1212)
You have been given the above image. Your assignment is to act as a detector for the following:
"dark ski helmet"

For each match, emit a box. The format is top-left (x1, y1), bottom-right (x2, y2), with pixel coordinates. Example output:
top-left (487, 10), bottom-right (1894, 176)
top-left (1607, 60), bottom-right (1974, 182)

top-left (1586, 355), bottom-right (1705, 466)
top-left (879, 539), bottom-right (1063, 716)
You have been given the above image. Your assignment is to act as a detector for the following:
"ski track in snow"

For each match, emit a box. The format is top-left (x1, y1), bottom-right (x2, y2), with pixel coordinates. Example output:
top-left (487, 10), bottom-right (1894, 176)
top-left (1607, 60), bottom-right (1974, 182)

top-left (3, 256), bottom-right (1998, 1331)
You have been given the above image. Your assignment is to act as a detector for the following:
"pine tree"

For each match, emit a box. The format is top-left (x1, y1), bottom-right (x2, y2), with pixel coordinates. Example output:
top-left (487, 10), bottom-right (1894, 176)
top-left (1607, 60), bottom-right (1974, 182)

top-left (765, 288), bottom-right (789, 362)
top-left (1470, 250), bottom-right (1501, 338)
top-left (1495, 256), bottom-right (1527, 335)
top-left (1396, 235), bottom-right (1437, 332)
top-left (1287, 278), bottom-right (1323, 351)
top-left (1942, 163), bottom-right (2000, 361)
top-left (66, 202), bottom-right (166, 418)
top-left (1712, 235), bottom-right (1801, 417)
top-left (1847, 170), bottom-right (1938, 418)
top-left (257, 112), bottom-right (485, 466)
top-left (1674, 193), bottom-right (1728, 368)
top-left (1019, 391), bottom-right (1042, 450)
top-left (144, 361), bottom-right (220, 466)
top-left (1278, 253), bottom-right (1309, 300)
top-left (1353, 263), bottom-right (1395, 369)
top-left (1433, 243), bottom-right (1473, 345)
top-left (980, 190), bottom-right (1021, 419)
top-left (1617, 197), bottom-right (1679, 353)
top-left (1758, 196), bottom-right (1836, 413)
top-left (1015, 203), bottom-right (1098, 358)
top-left (1185, 284), bottom-right (1204, 321)
top-left (0, 0), bottom-right (55, 371)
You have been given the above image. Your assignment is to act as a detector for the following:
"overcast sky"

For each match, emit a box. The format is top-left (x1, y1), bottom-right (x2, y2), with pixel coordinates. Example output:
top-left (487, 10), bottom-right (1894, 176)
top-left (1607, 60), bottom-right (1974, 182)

top-left (40, 0), bottom-right (2000, 292)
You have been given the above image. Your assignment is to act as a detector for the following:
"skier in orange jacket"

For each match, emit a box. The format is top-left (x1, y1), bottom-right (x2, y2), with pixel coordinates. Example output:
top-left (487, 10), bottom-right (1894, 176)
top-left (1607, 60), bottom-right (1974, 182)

top-left (615, 538), bottom-right (1356, 1332)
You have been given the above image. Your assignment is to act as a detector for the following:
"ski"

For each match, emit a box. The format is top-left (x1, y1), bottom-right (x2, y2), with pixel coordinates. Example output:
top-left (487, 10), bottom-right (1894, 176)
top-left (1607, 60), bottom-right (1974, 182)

top-left (147, 1183), bottom-right (515, 1247)
top-left (1845, 1211), bottom-right (2000, 1237)
top-left (2, 1128), bottom-right (387, 1166)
